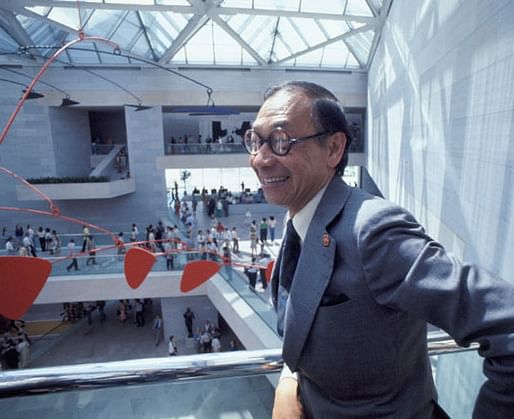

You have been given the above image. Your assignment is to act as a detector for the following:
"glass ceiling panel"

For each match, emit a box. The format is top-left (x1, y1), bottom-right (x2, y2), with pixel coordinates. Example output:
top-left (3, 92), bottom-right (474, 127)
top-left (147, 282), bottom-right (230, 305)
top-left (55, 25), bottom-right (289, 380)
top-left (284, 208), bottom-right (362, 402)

top-left (16, 15), bottom-right (68, 55)
top-left (240, 15), bottom-right (277, 58)
top-left (213, 24), bottom-right (242, 65)
top-left (0, 27), bottom-right (20, 53)
top-left (289, 18), bottom-right (327, 46)
top-left (183, 23), bottom-right (214, 64)
top-left (146, 30), bottom-right (169, 57)
top-left (85, 9), bottom-right (126, 38)
top-left (168, 12), bottom-right (191, 29)
top-left (369, 0), bottom-right (384, 14)
top-left (322, 40), bottom-right (351, 67)
top-left (345, 29), bottom-right (374, 64)
top-left (272, 36), bottom-right (294, 61)
top-left (301, 0), bottom-right (346, 14)
top-left (277, 18), bottom-right (308, 52)
top-left (130, 33), bottom-right (152, 59)
top-left (318, 19), bottom-right (350, 38)
top-left (294, 47), bottom-right (324, 66)
top-left (346, 51), bottom-right (360, 67)
top-left (47, 7), bottom-right (82, 30)
top-left (110, 12), bottom-right (141, 48)
top-left (345, 0), bottom-right (373, 16)
top-left (347, 21), bottom-right (367, 30)
top-left (11, 0), bottom-right (382, 70)
top-left (241, 48), bottom-right (258, 65)
top-left (254, 0), bottom-right (300, 11)
top-left (219, 14), bottom-right (254, 34)
top-left (141, 12), bottom-right (178, 43)
top-left (347, 29), bottom-right (373, 55)
top-left (24, 7), bottom-right (51, 17)
top-left (171, 46), bottom-right (186, 64)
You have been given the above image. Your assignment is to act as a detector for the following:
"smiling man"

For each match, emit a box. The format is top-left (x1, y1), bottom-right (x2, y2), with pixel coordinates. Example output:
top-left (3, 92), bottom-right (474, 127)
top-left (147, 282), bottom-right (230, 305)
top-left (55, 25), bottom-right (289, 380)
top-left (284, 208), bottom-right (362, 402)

top-left (246, 81), bottom-right (514, 418)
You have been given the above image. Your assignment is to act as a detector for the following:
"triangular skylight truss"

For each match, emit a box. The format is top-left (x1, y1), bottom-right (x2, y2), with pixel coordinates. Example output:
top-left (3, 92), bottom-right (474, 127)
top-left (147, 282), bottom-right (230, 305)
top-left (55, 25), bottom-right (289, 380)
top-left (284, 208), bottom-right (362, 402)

top-left (0, 0), bottom-right (392, 71)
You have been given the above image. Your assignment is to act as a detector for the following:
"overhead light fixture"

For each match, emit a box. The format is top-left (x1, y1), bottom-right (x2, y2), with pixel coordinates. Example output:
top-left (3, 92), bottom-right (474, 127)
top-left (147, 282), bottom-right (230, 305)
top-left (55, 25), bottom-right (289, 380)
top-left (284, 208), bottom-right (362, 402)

top-left (23, 89), bottom-right (45, 100)
top-left (134, 104), bottom-right (152, 112)
top-left (125, 102), bottom-right (152, 112)
top-left (60, 95), bottom-right (80, 107)
top-left (0, 78), bottom-right (45, 100)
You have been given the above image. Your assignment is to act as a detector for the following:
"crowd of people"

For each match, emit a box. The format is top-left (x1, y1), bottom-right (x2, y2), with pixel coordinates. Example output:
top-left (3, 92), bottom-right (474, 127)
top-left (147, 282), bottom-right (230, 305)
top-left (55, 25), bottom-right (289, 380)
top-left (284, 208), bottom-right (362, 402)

top-left (0, 320), bottom-right (31, 370)
top-left (3, 224), bottom-right (62, 257)
top-left (0, 188), bottom-right (279, 368)
top-left (166, 133), bottom-right (239, 155)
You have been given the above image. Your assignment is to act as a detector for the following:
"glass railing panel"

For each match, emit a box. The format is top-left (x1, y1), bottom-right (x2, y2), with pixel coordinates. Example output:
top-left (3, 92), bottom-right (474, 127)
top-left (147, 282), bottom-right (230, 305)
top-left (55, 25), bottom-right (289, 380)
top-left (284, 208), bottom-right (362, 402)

top-left (91, 144), bottom-right (115, 155)
top-left (165, 143), bottom-right (246, 155)
top-left (218, 266), bottom-right (277, 332)
top-left (0, 373), bottom-right (277, 419)
top-left (431, 350), bottom-right (485, 419)
top-left (0, 342), bottom-right (479, 418)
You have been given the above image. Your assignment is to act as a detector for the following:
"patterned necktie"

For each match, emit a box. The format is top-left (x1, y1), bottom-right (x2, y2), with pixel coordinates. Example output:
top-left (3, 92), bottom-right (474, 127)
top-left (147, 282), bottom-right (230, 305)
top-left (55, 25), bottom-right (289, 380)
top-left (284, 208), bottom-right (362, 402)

top-left (275, 219), bottom-right (301, 336)
top-left (280, 219), bottom-right (302, 292)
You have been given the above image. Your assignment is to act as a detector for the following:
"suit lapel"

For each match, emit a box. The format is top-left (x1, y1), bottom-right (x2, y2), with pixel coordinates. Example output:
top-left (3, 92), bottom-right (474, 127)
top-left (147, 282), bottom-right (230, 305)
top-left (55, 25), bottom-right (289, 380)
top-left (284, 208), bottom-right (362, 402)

top-left (282, 177), bottom-right (352, 371)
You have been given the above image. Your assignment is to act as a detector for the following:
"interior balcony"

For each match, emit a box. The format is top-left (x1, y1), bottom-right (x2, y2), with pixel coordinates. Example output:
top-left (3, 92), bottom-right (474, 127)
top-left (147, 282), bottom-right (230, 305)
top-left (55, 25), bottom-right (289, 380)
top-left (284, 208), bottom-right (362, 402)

top-left (16, 144), bottom-right (135, 201)
top-left (16, 178), bottom-right (135, 201)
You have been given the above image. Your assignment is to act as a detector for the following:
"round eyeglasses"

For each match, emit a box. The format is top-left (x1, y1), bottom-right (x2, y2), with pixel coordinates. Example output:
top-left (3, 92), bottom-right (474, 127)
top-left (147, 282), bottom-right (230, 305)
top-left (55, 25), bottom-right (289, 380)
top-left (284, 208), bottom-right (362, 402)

top-left (243, 127), bottom-right (332, 156)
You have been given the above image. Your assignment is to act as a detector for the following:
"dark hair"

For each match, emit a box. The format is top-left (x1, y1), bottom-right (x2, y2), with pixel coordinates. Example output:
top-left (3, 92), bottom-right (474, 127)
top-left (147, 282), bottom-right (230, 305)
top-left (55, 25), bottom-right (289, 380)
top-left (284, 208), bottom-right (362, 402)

top-left (263, 80), bottom-right (353, 174)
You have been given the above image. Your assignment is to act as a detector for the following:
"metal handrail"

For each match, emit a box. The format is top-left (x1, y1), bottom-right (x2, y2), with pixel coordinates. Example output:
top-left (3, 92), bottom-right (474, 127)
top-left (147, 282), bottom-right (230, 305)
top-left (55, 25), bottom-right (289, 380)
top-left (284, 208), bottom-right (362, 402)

top-left (0, 334), bottom-right (479, 398)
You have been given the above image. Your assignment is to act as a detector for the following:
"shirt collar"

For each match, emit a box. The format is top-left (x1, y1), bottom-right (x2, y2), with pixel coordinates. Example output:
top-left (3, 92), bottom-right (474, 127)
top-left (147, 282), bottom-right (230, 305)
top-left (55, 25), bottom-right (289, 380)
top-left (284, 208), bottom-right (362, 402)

top-left (288, 183), bottom-right (329, 243)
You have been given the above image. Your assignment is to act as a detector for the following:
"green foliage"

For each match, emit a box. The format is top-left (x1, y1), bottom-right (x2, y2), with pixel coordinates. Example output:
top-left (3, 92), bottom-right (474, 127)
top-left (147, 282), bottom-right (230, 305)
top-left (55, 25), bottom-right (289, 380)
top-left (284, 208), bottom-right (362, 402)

top-left (180, 170), bottom-right (191, 183)
top-left (26, 176), bottom-right (110, 184)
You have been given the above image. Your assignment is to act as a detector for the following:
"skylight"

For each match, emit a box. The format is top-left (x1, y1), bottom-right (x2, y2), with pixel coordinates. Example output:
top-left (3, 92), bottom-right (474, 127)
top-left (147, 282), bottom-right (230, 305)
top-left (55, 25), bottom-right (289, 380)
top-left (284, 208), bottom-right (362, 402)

top-left (0, 0), bottom-right (387, 71)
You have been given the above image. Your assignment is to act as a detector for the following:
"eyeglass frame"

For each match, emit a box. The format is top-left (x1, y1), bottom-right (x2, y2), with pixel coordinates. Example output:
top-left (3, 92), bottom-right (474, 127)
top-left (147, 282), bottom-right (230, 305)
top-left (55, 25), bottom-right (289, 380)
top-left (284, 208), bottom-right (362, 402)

top-left (243, 127), bottom-right (333, 156)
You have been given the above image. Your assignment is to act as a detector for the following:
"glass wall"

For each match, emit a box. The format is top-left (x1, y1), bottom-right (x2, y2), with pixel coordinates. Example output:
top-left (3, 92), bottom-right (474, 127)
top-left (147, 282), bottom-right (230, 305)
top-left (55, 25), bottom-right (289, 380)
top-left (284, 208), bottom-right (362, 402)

top-left (166, 167), bottom-right (261, 196)
top-left (166, 166), bottom-right (361, 197)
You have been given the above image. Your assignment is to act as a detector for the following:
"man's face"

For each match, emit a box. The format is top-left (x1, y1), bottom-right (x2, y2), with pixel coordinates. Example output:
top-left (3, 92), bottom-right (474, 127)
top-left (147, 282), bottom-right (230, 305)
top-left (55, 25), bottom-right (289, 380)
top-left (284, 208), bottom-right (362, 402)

top-left (249, 90), bottom-right (338, 216)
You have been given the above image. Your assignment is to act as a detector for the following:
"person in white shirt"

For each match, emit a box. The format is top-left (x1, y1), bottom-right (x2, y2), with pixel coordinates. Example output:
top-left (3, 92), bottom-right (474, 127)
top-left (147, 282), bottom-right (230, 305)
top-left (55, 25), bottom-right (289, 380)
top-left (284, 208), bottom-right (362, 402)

top-left (117, 232), bottom-right (126, 260)
top-left (231, 227), bottom-right (239, 253)
top-left (22, 233), bottom-right (36, 257)
top-left (153, 314), bottom-right (163, 346)
top-left (66, 239), bottom-right (79, 271)
top-left (211, 336), bottom-right (221, 352)
top-left (268, 215), bottom-right (277, 243)
top-left (37, 226), bottom-right (46, 251)
top-left (130, 223), bottom-right (138, 242)
top-left (168, 335), bottom-right (177, 356)
top-left (81, 225), bottom-right (90, 252)
top-left (5, 236), bottom-right (16, 255)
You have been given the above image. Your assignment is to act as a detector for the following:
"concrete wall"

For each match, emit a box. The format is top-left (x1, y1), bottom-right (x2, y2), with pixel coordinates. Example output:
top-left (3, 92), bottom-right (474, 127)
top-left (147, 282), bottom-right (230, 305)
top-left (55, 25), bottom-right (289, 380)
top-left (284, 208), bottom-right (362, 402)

top-left (0, 91), bottom-right (54, 178)
top-left (367, 0), bottom-right (514, 417)
top-left (49, 108), bottom-right (91, 177)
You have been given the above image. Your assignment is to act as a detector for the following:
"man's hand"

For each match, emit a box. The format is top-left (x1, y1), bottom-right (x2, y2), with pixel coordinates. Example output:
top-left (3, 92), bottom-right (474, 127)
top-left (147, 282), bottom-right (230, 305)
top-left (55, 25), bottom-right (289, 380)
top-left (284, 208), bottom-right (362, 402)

top-left (272, 377), bottom-right (304, 418)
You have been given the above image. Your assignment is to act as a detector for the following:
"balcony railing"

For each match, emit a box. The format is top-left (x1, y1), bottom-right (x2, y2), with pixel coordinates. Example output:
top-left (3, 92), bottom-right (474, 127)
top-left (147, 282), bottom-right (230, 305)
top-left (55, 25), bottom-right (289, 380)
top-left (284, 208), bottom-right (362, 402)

top-left (16, 177), bottom-right (135, 200)
top-left (0, 335), bottom-right (478, 398)
top-left (165, 143), bottom-right (246, 155)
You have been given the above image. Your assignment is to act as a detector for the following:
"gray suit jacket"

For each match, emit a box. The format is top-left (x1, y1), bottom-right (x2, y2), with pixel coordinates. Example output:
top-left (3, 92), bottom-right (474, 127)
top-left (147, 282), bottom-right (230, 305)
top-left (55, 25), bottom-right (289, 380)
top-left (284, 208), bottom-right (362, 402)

top-left (272, 176), bottom-right (514, 418)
